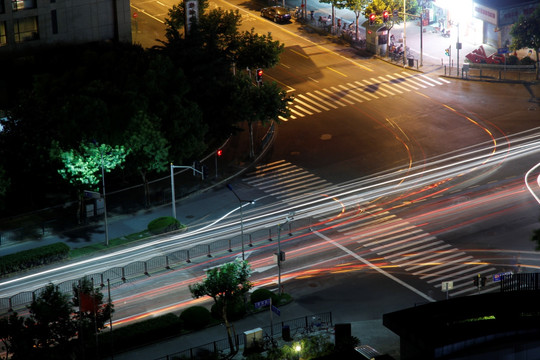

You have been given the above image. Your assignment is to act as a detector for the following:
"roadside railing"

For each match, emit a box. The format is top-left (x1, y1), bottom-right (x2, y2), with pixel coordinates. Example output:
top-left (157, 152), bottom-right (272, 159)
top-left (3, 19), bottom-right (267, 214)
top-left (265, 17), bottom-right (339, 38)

top-left (0, 216), bottom-right (314, 315)
top-left (151, 312), bottom-right (333, 360)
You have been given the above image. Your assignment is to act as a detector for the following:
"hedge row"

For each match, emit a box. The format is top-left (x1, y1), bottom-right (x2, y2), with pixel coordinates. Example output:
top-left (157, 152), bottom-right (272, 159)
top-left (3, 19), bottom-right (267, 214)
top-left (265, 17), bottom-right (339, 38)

top-left (0, 242), bottom-right (70, 275)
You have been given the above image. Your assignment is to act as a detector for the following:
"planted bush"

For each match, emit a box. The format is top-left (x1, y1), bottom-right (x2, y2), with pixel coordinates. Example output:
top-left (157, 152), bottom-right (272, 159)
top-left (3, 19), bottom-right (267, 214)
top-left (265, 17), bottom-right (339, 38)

top-left (98, 313), bottom-right (181, 354)
top-left (0, 242), bottom-right (70, 275)
top-left (250, 288), bottom-right (277, 306)
top-left (147, 216), bottom-right (182, 235)
top-left (180, 306), bottom-right (212, 330)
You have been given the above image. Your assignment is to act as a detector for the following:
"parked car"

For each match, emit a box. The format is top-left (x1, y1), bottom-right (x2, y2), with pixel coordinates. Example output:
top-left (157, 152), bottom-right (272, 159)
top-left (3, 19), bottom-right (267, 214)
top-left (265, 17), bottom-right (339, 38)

top-left (261, 6), bottom-right (291, 23)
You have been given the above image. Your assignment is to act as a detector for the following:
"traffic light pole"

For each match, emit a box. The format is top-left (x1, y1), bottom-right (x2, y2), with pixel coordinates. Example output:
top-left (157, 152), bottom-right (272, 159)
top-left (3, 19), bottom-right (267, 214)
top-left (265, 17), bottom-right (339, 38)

top-left (170, 164), bottom-right (203, 220)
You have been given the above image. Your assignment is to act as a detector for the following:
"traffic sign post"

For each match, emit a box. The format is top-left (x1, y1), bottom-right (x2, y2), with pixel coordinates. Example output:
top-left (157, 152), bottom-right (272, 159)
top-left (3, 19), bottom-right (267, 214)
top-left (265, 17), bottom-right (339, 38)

top-left (441, 281), bottom-right (453, 299)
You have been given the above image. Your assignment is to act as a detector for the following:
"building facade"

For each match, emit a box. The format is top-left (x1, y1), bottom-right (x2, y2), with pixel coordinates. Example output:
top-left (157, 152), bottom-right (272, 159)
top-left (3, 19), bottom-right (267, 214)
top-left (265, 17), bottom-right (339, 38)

top-left (0, 0), bottom-right (132, 50)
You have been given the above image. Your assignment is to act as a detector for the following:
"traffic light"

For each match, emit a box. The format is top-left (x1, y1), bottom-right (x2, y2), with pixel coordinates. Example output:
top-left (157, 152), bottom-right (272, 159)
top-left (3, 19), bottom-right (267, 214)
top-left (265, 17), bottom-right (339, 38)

top-left (216, 149), bottom-right (223, 157)
top-left (383, 10), bottom-right (389, 23)
top-left (256, 68), bottom-right (263, 83)
top-left (369, 13), bottom-right (376, 25)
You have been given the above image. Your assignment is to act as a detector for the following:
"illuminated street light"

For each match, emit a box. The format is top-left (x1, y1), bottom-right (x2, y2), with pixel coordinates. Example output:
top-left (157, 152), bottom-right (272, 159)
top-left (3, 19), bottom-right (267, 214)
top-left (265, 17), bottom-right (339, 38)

top-left (227, 184), bottom-right (255, 260)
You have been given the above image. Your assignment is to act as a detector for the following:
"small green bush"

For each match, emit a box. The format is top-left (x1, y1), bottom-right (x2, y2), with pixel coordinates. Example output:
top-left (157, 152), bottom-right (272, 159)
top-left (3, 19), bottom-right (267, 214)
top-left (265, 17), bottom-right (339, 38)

top-left (147, 216), bottom-right (182, 235)
top-left (506, 55), bottom-right (519, 65)
top-left (0, 242), bottom-right (70, 275)
top-left (520, 56), bottom-right (536, 65)
top-left (250, 288), bottom-right (277, 305)
top-left (211, 297), bottom-right (246, 321)
top-left (98, 313), bottom-right (181, 354)
top-left (180, 306), bottom-right (212, 330)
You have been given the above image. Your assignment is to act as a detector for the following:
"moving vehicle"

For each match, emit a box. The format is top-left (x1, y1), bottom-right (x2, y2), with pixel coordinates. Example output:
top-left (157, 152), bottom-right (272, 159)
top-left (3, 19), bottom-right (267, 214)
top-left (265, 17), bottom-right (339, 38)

top-left (261, 6), bottom-right (291, 23)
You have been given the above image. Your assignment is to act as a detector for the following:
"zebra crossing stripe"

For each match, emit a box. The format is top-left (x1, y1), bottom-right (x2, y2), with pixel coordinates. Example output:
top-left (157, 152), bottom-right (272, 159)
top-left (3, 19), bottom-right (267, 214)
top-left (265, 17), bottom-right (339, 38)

top-left (307, 92), bottom-right (339, 109)
top-left (297, 94), bottom-right (331, 111)
top-left (379, 76), bottom-right (411, 92)
top-left (393, 246), bottom-right (455, 266)
top-left (342, 84), bottom-right (373, 101)
top-left (421, 260), bottom-right (478, 280)
top-left (258, 172), bottom-right (314, 190)
top-left (386, 74), bottom-right (419, 90)
top-left (396, 72), bottom-right (428, 88)
top-left (401, 72), bottom-right (437, 87)
top-left (408, 251), bottom-right (468, 272)
top-left (351, 218), bottom-right (410, 241)
top-left (338, 213), bottom-right (392, 233)
top-left (294, 98), bottom-right (323, 113)
top-left (278, 116), bottom-right (289, 121)
top-left (362, 226), bottom-right (420, 247)
top-left (414, 255), bottom-right (472, 276)
top-left (352, 81), bottom-right (379, 99)
top-left (275, 180), bottom-right (329, 198)
top-left (387, 243), bottom-right (451, 262)
top-left (363, 78), bottom-right (395, 96)
top-left (373, 78), bottom-right (403, 94)
top-left (420, 74), bottom-right (443, 85)
top-left (330, 86), bottom-right (365, 103)
top-left (360, 79), bottom-right (389, 97)
top-left (437, 77), bottom-right (451, 84)
top-left (324, 88), bottom-right (355, 105)
top-left (426, 264), bottom-right (491, 284)
top-left (289, 101), bottom-right (313, 116)
top-left (377, 235), bottom-right (438, 254)
top-left (315, 90), bottom-right (348, 107)
top-left (289, 107), bottom-right (306, 117)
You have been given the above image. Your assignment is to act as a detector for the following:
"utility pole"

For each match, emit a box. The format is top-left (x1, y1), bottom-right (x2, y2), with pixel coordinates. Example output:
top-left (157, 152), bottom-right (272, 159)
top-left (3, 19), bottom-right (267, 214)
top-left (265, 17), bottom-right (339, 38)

top-left (277, 212), bottom-right (295, 295)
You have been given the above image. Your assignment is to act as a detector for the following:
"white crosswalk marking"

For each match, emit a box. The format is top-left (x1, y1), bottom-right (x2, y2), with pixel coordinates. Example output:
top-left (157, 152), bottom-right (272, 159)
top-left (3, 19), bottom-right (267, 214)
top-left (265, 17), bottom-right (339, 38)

top-left (243, 161), bottom-right (333, 201)
top-left (314, 201), bottom-right (498, 297)
top-left (282, 73), bottom-right (450, 120)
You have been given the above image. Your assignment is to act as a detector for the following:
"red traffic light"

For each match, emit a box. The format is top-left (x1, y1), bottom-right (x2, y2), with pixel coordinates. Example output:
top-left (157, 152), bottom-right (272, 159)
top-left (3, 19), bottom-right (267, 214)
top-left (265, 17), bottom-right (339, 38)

top-left (383, 10), bottom-right (389, 22)
top-left (369, 13), bottom-right (376, 25)
top-left (216, 149), bottom-right (223, 156)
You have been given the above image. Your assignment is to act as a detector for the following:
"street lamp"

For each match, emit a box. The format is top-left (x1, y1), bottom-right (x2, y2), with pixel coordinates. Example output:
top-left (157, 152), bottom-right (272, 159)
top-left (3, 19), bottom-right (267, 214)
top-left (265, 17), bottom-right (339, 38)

top-left (277, 211), bottom-right (295, 295)
top-left (226, 184), bottom-right (254, 260)
top-left (93, 141), bottom-right (109, 247)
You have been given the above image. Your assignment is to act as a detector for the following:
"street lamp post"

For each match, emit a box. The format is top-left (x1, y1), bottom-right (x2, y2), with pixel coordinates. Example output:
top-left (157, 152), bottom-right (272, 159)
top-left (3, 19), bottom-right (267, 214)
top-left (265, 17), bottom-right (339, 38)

top-left (170, 163), bottom-right (204, 220)
top-left (227, 184), bottom-right (254, 261)
top-left (277, 211), bottom-right (295, 295)
top-left (93, 142), bottom-right (109, 247)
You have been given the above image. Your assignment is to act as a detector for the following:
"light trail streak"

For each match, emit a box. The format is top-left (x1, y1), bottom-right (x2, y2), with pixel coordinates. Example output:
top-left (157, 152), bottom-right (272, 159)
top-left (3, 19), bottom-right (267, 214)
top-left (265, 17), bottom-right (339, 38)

top-left (525, 162), bottom-right (540, 205)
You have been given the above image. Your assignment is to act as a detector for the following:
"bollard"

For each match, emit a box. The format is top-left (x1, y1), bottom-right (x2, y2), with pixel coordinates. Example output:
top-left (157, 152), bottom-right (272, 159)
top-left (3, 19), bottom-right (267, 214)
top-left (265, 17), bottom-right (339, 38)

top-left (166, 256), bottom-right (171, 269)
top-left (144, 262), bottom-right (149, 276)
top-left (268, 228), bottom-right (273, 241)
top-left (228, 239), bottom-right (232, 252)
top-left (249, 233), bottom-right (253, 247)
top-left (207, 244), bottom-right (212, 257)
top-left (121, 267), bottom-right (126, 282)
top-left (186, 250), bottom-right (191, 263)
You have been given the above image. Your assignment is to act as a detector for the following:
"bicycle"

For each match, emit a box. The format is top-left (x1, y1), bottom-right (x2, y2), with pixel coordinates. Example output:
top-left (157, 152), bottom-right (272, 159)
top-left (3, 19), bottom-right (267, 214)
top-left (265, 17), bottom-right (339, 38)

top-left (262, 333), bottom-right (278, 349)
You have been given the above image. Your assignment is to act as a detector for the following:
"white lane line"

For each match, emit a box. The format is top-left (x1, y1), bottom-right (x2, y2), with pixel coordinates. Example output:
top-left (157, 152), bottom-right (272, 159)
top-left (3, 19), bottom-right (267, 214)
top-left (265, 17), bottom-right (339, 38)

top-left (314, 230), bottom-right (435, 302)
top-left (342, 84), bottom-right (373, 101)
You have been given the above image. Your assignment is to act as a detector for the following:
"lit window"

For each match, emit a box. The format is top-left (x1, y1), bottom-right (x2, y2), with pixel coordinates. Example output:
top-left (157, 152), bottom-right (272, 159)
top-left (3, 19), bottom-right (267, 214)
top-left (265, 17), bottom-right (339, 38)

top-left (12, 0), bottom-right (36, 11)
top-left (0, 22), bottom-right (6, 46)
top-left (14, 16), bottom-right (39, 43)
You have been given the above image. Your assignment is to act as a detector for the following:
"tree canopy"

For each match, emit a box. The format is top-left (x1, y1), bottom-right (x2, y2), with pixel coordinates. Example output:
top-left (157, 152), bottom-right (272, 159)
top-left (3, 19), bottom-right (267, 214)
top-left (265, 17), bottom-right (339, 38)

top-left (510, 4), bottom-right (540, 78)
top-left (189, 259), bottom-right (252, 354)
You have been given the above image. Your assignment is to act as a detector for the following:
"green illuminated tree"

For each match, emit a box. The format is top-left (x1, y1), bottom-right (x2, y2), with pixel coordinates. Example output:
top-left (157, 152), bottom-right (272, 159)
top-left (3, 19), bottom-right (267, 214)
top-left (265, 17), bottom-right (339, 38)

top-left (189, 259), bottom-right (252, 355)
top-left (53, 141), bottom-right (129, 221)
top-left (510, 4), bottom-right (540, 79)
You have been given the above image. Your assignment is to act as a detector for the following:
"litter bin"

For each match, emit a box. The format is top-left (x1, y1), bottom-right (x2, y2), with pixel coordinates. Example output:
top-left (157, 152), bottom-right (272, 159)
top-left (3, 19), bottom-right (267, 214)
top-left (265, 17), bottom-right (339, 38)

top-left (282, 325), bottom-right (291, 341)
top-left (407, 56), bottom-right (414, 67)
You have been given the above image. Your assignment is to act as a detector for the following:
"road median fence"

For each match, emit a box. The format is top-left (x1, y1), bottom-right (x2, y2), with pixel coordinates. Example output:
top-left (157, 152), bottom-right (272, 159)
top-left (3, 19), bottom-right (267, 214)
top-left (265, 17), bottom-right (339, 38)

top-left (0, 216), bottom-right (314, 315)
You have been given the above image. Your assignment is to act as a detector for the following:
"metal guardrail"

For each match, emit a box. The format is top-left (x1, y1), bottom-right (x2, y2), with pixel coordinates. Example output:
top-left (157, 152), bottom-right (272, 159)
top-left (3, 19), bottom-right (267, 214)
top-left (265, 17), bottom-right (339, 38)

top-left (152, 312), bottom-right (333, 360)
top-left (0, 216), bottom-right (314, 315)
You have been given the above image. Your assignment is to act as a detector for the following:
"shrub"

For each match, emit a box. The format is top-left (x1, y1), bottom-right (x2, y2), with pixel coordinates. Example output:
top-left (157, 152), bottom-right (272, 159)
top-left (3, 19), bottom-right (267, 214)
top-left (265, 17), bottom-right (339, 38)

top-left (147, 216), bottom-right (182, 235)
top-left (0, 242), bottom-right (70, 275)
top-left (180, 306), bottom-right (212, 330)
top-left (98, 313), bottom-right (181, 354)
top-left (520, 56), bottom-right (536, 66)
top-left (211, 297), bottom-right (246, 321)
top-left (250, 288), bottom-right (278, 305)
top-left (506, 55), bottom-right (519, 65)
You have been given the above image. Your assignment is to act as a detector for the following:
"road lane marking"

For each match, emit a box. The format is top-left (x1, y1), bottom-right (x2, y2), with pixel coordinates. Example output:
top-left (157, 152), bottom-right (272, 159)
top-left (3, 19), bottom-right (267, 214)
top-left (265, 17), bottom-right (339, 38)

top-left (313, 230), bottom-right (435, 302)
top-left (326, 66), bottom-right (348, 77)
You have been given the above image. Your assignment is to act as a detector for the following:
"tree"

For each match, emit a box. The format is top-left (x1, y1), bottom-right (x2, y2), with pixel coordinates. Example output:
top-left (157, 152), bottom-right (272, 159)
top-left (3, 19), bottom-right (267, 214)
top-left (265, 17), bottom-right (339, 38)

top-left (164, 0), bottom-right (210, 42)
top-left (318, 0), bottom-right (346, 29)
top-left (26, 283), bottom-right (78, 359)
top-left (72, 277), bottom-right (114, 357)
top-left (235, 29), bottom-right (284, 70)
top-left (189, 259), bottom-right (252, 355)
top-left (53, 141), bottom-right (130, 222)
top-left (125, 111), bottom-right (170, 207)
top-left (510, 4), bottom-right (540, 79)
top-left (342, 0), bottom-right (371, 41)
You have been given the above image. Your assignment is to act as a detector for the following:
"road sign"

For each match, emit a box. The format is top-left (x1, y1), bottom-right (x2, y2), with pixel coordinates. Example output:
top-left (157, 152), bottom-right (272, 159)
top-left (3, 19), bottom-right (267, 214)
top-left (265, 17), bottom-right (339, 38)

top-left (271, 305), bottom-right (280, 316)
top-left (493, 272), bottom-right (512, 282)
top-left (254, 298), bottom-right (271, 309)
top-left (84, 190), bottom-right (101, 199)
top-left (441, 281), bottom-right (453, 291)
